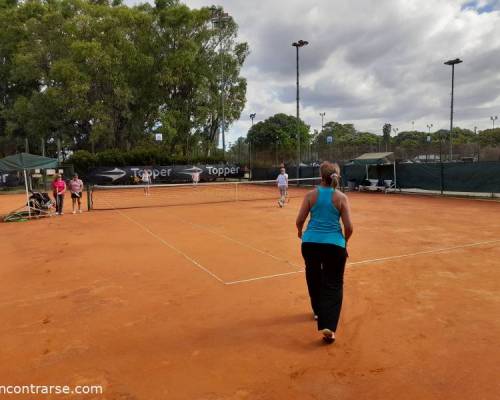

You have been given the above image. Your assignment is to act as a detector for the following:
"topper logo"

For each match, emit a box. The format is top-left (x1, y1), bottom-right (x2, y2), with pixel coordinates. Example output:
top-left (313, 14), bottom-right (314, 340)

top-left (207, 166), bottom-right (240, 176)
top-left (131, 168), bottom-right (172, 179)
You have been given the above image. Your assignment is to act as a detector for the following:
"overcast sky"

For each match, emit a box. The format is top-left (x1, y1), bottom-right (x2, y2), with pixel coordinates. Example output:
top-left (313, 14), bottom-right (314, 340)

top-left (130, 0), bottom-right (500, 143)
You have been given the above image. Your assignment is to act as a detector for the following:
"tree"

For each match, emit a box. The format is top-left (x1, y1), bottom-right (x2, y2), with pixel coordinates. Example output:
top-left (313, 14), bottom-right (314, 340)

top-left (382, 123), bottom-right (392, 151)
top-left (0, 0), bottom-right (248, 158)
top-left (247, 113), bottom-right (310, 165)
top-left (478, 128), bottom-right (500, 147)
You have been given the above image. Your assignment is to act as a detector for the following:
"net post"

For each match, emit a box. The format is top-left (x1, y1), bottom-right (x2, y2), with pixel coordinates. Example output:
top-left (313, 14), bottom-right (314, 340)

top-left (87, 184), bottom-right (92, 211)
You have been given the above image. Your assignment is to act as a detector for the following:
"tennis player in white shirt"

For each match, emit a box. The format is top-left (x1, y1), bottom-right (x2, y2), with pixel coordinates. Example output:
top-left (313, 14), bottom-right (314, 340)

top-left (276, 167), bottom-right (288, 207)
top-left (142, 168), bottom-right (152, 196)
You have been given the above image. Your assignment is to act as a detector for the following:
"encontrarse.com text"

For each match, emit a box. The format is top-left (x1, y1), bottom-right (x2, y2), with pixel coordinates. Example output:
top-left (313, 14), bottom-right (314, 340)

top-left (0, 385), bottom-right (103, 395)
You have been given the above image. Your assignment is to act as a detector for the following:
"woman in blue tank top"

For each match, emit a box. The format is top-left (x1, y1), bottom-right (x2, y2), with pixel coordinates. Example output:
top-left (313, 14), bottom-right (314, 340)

top-left (296, 162), bottom-right (353, 344)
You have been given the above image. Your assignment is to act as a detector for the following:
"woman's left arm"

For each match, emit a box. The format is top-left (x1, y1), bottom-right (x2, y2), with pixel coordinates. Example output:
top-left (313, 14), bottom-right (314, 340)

top-left (296, 194), bottom-right (311, 238)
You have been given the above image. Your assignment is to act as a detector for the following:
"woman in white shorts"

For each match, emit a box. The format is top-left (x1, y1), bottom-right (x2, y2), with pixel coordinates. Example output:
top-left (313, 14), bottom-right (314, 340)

top-left (142, 168), bottom-right (152, 195)
top-left (276, 167), bottom-right (288, 207)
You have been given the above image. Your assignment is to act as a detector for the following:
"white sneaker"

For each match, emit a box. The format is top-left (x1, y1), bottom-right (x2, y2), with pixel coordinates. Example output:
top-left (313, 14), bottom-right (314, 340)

top-left (322, 329), bottom-right (335, 344)
top-left (78, 209), bottom-right (82, 213)
top-left (72, 211), bottom-right (76, 214)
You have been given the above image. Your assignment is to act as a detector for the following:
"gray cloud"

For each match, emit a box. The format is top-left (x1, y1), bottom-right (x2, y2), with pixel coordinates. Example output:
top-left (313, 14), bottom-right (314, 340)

top-left (128, 0), bottom-right (500, 139)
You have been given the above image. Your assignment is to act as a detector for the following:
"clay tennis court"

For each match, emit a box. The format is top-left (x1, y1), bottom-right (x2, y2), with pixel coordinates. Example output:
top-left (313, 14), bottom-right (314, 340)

top-left (1, 188), bottom-right (499, 400)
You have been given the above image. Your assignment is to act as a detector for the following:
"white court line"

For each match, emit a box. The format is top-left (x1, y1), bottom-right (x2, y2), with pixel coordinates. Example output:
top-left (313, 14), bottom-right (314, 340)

top-left (112, 208), bottom-right (226, 284)
top-left (170, 215), bottom-right (303, 269)
top-left (224, 269), bottom-right (305, 285)
top-left (346, 239), bottom-right (500, 267)
top-left (224, 238), bottom-right (500, 285)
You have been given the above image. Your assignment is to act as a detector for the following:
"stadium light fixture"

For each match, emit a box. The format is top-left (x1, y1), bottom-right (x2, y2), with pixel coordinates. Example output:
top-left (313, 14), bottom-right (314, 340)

top-left (319, 112), bottom-right (326, 131)
top-left (292, 40), bottom-right (309, 182)
top-left (444, 58), bottom-right (463, 161)
top-left (491, 116), bottom-right (498, 129)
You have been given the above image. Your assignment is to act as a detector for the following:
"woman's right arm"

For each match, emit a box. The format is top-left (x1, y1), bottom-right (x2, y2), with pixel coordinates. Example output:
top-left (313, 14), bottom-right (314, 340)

top-left (340, 194), bottom-right (353, 242)
top-left (296, 193), bottom-right (312, 238)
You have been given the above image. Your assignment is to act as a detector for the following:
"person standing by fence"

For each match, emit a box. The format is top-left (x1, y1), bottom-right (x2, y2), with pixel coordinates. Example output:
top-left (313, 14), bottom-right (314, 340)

top-left (69, 174), bottom-right (84, 214)
top-left (296, 162), bottom-right (353, 344)
top-left (51, 174), bottom-right (66, 215)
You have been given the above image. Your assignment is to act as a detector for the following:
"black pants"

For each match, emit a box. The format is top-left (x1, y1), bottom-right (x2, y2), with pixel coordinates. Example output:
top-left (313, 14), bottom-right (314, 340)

top-left (301, 242), bottom-right (347, 331)
top-left (55, 194), bottom-right (64, 214)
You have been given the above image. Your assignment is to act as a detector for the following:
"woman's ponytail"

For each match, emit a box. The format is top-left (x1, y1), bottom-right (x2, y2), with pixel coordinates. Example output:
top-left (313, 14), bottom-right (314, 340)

top-left (330, 172), bottom-right (340, 189)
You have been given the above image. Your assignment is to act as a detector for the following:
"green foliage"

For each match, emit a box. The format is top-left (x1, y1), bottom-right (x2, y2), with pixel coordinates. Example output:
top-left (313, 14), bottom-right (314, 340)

top-left (477, 129), bottom-right (500, 147)
top-left (70, 150), bottom-right (97, 173)
top-left (68, 147), bottom-right (225, 174)
top-left (0, 0), bottom-right (248, 158)
top-left (247, 113), bottom-right (310, 149)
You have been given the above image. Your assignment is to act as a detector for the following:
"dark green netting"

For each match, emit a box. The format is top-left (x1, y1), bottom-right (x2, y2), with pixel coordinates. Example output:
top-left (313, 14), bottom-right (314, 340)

top-left (344, 161), bottom-right (500, 193)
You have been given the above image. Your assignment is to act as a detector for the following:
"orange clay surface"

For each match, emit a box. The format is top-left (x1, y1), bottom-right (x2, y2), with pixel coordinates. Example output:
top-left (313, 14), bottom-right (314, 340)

top-left (1, 190), bottom-right (499, 400)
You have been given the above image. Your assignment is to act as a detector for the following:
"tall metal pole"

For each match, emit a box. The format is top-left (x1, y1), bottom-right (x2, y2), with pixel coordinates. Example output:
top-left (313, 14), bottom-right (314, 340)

top-left (449, 63), bottom-right (455, 161)
top-left (474, 126), bottom-right (479, 162)
top-left (439, 134), bottom-right (444, 194)
top-left (292, 40), bottom-right (308, 182)
top-left (296, 44), bottom-right (300, 182)
top-left (445, 58), bottom-right (462, 162)
top-left (320, 112), bottom-right (326, 162)
top-left (249, 113), bottom-right (255, 179)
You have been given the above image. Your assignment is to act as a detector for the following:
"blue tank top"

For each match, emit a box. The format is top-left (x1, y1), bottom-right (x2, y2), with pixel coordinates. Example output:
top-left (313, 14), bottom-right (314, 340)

top-left (302, 186), bottom-right (346, 248)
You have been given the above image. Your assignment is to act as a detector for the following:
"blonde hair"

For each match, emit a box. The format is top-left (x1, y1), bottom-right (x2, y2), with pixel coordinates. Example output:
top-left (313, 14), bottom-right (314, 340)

top-left (320, 161), bottom-right (341, 189)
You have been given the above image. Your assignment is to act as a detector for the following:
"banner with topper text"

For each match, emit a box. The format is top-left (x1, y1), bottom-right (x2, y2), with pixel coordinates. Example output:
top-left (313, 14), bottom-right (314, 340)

top-left (86, 165), bottom-right (245, 185)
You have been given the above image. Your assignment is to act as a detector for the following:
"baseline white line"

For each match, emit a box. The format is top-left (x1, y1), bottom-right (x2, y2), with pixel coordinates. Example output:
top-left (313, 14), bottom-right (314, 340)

top-left (170, 215), bottom-right (303, 269)
top-left (225, 269), bottom-right (305, 285)
top-left (113, 209), bottom-right (225, 284)
top-left (224, 238), bottom-right (500, 285)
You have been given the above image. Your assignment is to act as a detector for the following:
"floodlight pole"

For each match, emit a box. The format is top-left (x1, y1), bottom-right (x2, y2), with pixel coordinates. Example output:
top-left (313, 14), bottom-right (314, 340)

top-left (426, 124), bottom-right (433, 161)
top-left (444, 58), bottom-right (463, 162)
top-left (249, 113), bottom-right (256, 178)
top-left (439, 135), bottom-right (444, 194)
top-left (320, 112), bottom-right (325, 131)
top-left (491, 116), bottom-right (498, 129)
top-left (320, 112), bottom-right (327, 161)
top-left (292, 39), bottom-right (308, 184)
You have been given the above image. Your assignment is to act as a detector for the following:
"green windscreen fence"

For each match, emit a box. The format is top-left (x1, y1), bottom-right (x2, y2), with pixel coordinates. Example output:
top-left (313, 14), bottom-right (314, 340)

top-left (343, 161), bottom-right (500, 193)
top-left (251, 161), bottom-right (500, 194)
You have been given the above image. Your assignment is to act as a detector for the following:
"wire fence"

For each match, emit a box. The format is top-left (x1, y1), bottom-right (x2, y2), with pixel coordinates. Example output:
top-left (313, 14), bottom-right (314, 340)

top-left (226, 142), bottom-right (500, 167)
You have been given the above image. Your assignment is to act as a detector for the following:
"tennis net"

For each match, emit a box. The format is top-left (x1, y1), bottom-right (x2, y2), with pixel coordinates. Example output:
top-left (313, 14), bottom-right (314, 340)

top-left (88, 178), bottom-right (321, 210)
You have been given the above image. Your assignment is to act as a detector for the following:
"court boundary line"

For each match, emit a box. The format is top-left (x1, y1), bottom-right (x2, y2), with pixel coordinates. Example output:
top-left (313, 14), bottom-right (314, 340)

top-left (112, 208), bottom-right (226, 284)
top-left (224, 238), bottom-right (500, 285)
top-left (170, 215), bottom-right (303, 269)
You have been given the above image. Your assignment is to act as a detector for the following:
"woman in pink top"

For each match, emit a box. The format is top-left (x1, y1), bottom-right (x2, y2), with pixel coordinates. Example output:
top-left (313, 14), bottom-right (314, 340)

top-left (68, 173), bottom-right (84, 214)
top-left (51, 174), bottom-right (66, 215)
